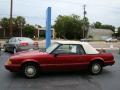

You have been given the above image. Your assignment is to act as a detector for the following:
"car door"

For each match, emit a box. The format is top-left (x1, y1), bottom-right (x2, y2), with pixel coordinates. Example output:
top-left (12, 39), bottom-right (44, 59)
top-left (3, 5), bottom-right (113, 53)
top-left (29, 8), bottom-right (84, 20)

top-left (50, 44), bottom-right (88, 71)
top-left (7, 38), bottom-right (16, 52)
top-left (4, 38), bottom-right (12, 51)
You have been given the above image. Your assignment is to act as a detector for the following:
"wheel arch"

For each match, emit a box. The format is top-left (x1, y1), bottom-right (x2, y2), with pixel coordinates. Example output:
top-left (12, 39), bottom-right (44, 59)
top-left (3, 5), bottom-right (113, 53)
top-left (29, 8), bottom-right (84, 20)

top-left (21, 59), bottom-right (40, 69)
top-left (90, 57), bottom-right (104, 66)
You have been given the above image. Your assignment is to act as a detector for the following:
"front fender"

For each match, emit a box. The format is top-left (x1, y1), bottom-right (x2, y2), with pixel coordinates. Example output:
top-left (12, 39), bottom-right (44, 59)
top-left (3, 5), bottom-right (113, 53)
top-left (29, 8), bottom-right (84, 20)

top-left (21, 59), bottom-right (39, 65)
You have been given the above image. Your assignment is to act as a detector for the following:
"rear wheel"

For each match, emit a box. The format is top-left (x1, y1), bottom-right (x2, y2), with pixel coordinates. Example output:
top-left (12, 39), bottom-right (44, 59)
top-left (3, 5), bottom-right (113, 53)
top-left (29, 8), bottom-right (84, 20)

top-left (89, 62), bottom-right (103, 75)
top-left (22, 63), bottom-right (39, 78)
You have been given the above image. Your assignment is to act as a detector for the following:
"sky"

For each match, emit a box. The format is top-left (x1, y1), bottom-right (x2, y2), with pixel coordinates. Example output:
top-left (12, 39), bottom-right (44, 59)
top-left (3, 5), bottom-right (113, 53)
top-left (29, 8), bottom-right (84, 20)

top-left (0, 0), bottom-right (120, 27)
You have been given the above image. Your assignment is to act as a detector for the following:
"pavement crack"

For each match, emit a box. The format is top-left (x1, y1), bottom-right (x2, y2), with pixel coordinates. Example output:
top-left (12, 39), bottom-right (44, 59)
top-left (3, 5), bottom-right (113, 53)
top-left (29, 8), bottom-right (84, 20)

top-left (87, 78), bottom-right (103, 90)
top-left (81, 75), bottom-right (103, 90)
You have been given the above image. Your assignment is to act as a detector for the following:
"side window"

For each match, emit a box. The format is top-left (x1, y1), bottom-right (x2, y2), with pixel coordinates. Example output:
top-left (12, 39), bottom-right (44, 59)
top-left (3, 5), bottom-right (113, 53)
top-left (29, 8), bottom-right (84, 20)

top-left (70, 45), bottom-right (77, 53)
top-left (9, 38), bottom-right (16, 43)
top-left (13, 38), bottom-right (16, 42)
top-left (11, 38), bottom-right (15, 42)
top-left (78, 45), bottom-right (85, 54)
top-left (8, 38), bottom-right (13, 43)
top-left (53, 44), bottom-right (78, 54)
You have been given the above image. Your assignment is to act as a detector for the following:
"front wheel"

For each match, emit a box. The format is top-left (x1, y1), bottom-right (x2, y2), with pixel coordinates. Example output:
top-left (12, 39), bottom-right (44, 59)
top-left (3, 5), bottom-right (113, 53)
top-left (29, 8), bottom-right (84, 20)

top-left (22, 64), bottom-right (39, 78)
top-left (89, 62), bottom-right (103, 75)
top-left (3, 46), bottom-right (7, 52)
top-left (13, 48), bottom-right (17, 54)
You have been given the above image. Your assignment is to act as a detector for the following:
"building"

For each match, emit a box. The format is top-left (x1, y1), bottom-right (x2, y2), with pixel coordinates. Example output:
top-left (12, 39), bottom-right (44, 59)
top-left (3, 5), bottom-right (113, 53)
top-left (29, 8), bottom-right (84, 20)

top-left (88, 28), bottom-right (114, 40)
top-left (35, 27), bottom-right (55, 39)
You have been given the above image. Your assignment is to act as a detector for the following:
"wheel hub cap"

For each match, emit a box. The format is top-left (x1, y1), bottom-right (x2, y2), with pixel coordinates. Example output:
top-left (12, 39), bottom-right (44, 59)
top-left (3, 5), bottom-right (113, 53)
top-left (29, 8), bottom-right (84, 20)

top-left (27, 68), bottom-right (34, 74)
top-left (25, 66), bottom-right (36, 77)
top-left (92, 64), bottom-right (101, 73)
top-left (93, 65), bottom-right (99, 71)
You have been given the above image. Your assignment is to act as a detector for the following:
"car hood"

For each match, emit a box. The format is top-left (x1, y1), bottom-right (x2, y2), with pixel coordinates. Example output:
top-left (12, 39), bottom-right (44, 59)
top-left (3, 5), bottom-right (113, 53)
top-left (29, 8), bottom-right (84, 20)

top-left (10, 50), bottom-right (48, 59)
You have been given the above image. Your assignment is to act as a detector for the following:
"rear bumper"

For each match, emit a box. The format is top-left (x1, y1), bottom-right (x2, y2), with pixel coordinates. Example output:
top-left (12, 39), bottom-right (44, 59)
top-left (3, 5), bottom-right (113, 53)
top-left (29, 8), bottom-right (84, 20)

top-left (104, 60), bottom-right (115, 66)
top-left (17, 46), bottom-right (39, 52)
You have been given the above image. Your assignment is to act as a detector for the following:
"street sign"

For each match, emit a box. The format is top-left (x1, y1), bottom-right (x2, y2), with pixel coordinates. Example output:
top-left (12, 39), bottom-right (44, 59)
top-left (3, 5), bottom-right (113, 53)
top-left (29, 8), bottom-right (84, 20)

top-left (46, 7), bottom-right (52, 49)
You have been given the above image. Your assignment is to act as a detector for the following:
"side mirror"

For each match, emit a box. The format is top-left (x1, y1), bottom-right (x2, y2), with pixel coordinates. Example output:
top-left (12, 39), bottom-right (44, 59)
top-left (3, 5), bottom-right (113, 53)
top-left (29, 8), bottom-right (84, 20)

top-left (53, 53), bottom-right (59, 57)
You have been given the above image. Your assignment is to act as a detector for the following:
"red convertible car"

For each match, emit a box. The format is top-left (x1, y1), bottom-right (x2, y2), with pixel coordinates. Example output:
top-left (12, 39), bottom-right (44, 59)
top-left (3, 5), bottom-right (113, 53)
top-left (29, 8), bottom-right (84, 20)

top-left (5, 41), bottom-right (115, 78)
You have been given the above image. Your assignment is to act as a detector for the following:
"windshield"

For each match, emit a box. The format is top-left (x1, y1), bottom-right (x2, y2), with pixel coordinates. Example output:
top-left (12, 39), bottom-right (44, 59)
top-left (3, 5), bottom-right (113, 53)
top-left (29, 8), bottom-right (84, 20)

top-left (17, 37), bottom-right (33, 42)
top-left (46, 43), bottom-right (59, 53)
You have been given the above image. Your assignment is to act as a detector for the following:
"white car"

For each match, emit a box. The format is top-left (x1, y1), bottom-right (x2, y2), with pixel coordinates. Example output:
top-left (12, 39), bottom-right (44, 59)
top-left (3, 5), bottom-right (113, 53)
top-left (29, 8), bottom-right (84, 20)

top-left (3, 37), bottom-right (39, 53)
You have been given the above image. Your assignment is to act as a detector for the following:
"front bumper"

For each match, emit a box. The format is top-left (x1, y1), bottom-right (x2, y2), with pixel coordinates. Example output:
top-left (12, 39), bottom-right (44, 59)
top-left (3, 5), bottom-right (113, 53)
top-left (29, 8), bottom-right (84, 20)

top-left (5, 62), bottom-right (21, 72)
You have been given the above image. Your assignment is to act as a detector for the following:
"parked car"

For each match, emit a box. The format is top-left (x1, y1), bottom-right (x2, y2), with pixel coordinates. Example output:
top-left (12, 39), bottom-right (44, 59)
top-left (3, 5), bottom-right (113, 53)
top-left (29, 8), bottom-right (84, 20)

top-left (105, 38), bottom-right (118, 42)
top-left (81, 38), bottom-right (92, 42)
top-left (3, 37), bottom-right (39, 53)
top-left (5, 41), bottom-right (115, 78)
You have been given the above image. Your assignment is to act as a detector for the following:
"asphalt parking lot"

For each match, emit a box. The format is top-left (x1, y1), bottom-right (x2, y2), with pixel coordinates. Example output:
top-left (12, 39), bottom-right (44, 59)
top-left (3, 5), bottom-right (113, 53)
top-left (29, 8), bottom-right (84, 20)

top-left (0, 50), bottom-right (120, 90)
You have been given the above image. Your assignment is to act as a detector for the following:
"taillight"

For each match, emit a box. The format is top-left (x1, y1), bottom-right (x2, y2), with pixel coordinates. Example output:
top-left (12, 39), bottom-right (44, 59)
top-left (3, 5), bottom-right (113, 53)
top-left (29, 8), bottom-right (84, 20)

top-left (20, 42), bottom-right (28, 46)
top-left (34, 42), bottom-right (38, 46)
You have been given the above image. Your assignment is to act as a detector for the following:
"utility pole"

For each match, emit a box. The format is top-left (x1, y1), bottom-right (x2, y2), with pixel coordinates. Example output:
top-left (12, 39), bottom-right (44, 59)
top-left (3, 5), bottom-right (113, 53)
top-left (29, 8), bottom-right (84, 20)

top-left (9, 0), bottom-right (13, 37)
top-left (83, 4), bottom-right (87, 39)
top-left (83, 4), bottom-right (86, 19)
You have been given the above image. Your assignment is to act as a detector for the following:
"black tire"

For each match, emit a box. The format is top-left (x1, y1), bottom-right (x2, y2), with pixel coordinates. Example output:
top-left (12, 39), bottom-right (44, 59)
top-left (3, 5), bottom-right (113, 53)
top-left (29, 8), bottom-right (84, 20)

top-left (89, 62), bottom-right (103, 75)
top-left (13, 47), bottom-right (17, 54)
top-left (22, 63), bottom-right (39, 78)
top-left (3, 46), bottom-right (7, 52)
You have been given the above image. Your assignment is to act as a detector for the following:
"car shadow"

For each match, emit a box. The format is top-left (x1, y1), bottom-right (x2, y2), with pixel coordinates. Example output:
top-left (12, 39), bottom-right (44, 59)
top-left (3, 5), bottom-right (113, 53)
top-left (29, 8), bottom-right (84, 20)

top-left (9, 69), bottom-right (112, 79)
top-left (10, 71), bottom-right (89, 79)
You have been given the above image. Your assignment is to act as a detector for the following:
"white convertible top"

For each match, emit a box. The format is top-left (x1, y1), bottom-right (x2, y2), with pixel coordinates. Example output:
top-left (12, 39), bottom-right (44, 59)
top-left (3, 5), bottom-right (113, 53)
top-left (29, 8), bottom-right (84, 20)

top-left (55, 40), bottom-right (99, 54)
top-left (55, 40), bottom-right (87, 45)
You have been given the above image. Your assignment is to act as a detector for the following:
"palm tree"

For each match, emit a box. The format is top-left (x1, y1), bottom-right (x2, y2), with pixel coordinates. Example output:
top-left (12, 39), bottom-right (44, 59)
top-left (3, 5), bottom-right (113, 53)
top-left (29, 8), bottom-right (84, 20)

top-left (0, 18), bottom-right (9, 38)
top-left (15, 16), bottom-right (26, 37)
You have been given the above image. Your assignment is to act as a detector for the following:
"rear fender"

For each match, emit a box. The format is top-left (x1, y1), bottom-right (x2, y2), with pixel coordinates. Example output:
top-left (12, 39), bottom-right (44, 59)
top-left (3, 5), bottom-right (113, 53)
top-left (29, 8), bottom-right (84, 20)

top-left (90, 57), bottom-right (104, 63)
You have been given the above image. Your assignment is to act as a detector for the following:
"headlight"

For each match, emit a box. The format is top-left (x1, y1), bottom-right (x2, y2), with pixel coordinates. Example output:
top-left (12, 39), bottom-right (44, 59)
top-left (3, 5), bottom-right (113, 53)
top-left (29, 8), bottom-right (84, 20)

top-left (7, 59), bottom-right (12, 65)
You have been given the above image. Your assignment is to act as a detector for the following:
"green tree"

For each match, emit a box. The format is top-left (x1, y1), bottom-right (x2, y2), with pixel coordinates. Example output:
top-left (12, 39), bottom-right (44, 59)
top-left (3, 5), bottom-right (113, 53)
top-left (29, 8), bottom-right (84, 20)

top-left (23, 24), bottom-right (35, 38)
top-left (82, 17), bottom-right (89, 38)
top-left (54, 14), bottom-right (89, 39)
top-left (15, 16), bottom-right (26, 37)
top-left (0, 18), bottom-right (9, 37)
top-left (118, 27), bottom-right (120, 36)
top-left (0, 17), bottom-right (24, 37)
top-left (94, 22), bottom-right (102, 28)
top-left (101, 25), bottom-right (115, 32)
top-left (94, 21), bottom-right (115, 32)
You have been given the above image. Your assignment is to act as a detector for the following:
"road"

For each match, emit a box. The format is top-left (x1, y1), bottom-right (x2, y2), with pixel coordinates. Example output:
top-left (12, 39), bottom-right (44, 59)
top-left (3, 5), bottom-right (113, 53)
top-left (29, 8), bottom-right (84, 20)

top-left (0, 50), bottom-right (120, 90)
